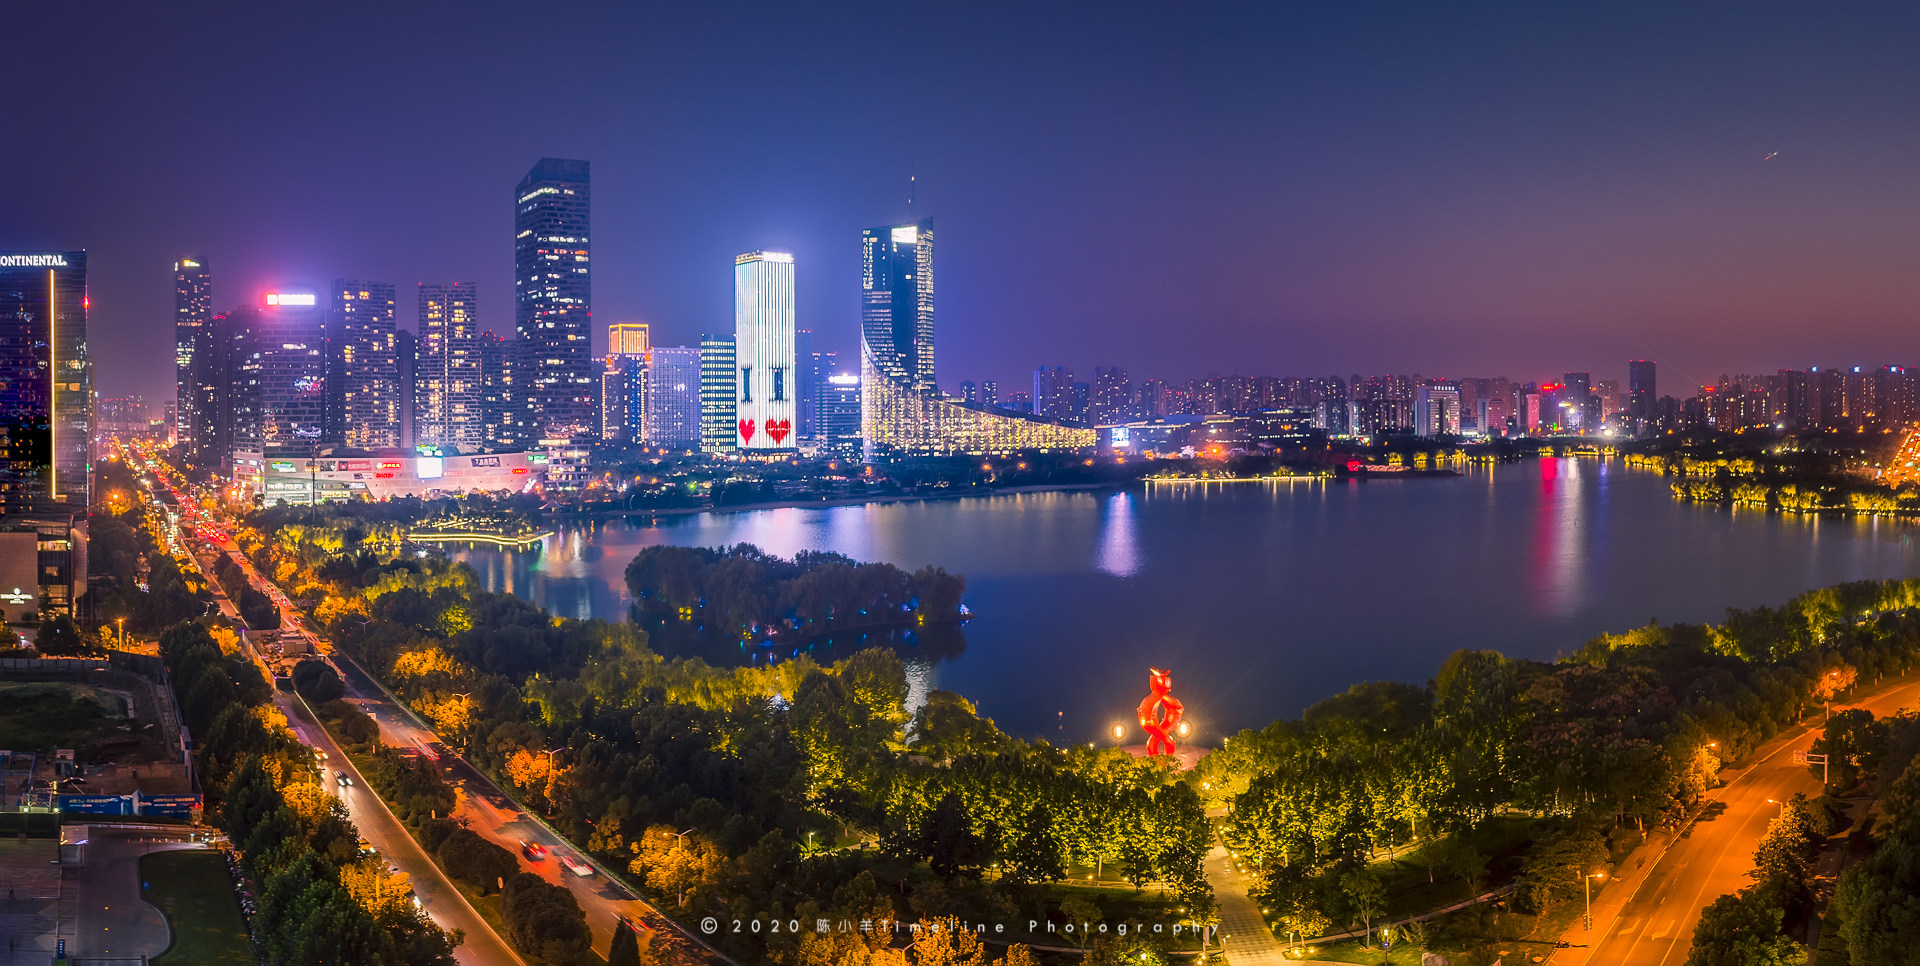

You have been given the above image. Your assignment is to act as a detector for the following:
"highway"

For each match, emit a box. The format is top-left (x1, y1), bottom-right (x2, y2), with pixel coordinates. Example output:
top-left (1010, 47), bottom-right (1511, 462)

top-left (1573, 672), bottom-right (1920, 966)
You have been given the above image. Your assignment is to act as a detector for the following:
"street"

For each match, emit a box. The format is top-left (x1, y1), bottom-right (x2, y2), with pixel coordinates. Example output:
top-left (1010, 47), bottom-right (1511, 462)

top-left (1574, 672), bottom-right (1920, 966)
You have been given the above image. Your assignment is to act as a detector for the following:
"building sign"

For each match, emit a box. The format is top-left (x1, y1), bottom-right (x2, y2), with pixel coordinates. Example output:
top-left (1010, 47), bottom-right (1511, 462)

top-left (0, 254), bottom-right (69, 267)
top-left (264, 292), bottom-right (316, 306)
top-left (470, 456), bottom-right (500, 467)
top-left (417, 457), bottom-right (443, 479)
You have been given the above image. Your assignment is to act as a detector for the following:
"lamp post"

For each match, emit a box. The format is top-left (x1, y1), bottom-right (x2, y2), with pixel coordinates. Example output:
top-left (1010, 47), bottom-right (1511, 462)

top-left (1584, 871), bottom-right (1606, 930)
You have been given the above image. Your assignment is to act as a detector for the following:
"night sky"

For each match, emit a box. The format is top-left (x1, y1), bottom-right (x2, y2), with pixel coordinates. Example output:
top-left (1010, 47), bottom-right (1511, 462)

top-left (9, 2), bottom-right (1920, 404)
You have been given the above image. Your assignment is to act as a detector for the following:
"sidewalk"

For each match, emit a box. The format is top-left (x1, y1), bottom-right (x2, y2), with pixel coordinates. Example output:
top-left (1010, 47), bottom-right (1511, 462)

top-left (1204, 843), bottom-right (1290, 966)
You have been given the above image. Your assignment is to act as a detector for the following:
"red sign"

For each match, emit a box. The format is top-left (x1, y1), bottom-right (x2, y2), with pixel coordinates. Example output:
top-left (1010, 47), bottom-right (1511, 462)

top-left (511, 467), bottom-right (528, 474)
top-left (379, 461), bottom-right (402, 469)
top-left (374, 472), bottom-right (394, 479)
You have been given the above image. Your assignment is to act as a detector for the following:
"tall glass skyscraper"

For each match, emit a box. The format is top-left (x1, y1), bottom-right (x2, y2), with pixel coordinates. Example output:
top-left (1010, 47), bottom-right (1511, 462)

top-left (174, 256), bottom-right (211, 462)
top-left (0, 251), bottom-right (91, 510)
top-left (417, 282), bottom-right (481, 452)
top-left (860, 220), bottom-right (934, 393)
top-left (734, 251), bottom-right (797, 452)
top-left (513, 158), bottom-right (593, 443)
top-left (245, 291), bottom-right (327, 459)
top-left (329, 279), bottom-right (398, 451)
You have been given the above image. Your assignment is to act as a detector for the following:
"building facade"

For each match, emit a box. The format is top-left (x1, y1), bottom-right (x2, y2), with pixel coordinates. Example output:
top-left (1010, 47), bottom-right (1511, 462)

top-left (479, 331), bottom-right (511, 450)
top-left (416, 283), bottom-right (481, 452)
top-left (646, 346), bottom-right (702, 448)
top-left (699, 335), bottom-right (737, 454)
top-left (173, 257), bottom-right (212, 462)
top-left (243, 291), bottom-right (327, 461)
top-left (329, 279), bottom-right (398, 450)
top-left (734, 251), bottom-right (797, 453)
top-left (818, 372), bottom-right (863, 458)
top-left (861, 220), bottom-right (934, 393)
top-left (513, 158), bottom-right (594, 443)
top-left (0, 251), bottom-right (91, 511)
top-left (608, 323), bottom-right (649, 357)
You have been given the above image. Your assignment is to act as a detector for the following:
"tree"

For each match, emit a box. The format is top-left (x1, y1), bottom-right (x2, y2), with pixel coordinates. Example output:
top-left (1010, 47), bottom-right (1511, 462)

top-left (1341, 869), bottom-right (1386, 944)
top-left (1002, 805), bottom-right (1065, 886)
top-left (501, 871), bottom-right (591, 963)
top-left (436, 827), bottom-right (518, 895)
top-left (1433, 835), bottom-right (1489, 898)
top-left (607, 920), bottom-right (643, 966)
top-left (1058, 894), bottom-right (1102, 949)
top-left (921, 794), bottom-right (992, 880)
top-left (292, 659), bottom-right (345, 702)
top-left (1684, 889), bottom-right (1802, 966)
top-left (35, 615), bottom-right (92, 656)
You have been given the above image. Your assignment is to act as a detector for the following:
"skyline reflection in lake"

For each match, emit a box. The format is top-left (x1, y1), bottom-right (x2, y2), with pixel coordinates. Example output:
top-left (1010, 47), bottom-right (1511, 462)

top-left (448, 460), bottom-right (1920, 741)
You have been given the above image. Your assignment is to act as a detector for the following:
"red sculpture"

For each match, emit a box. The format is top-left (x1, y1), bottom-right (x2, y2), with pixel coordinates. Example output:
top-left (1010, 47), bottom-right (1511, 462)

top-left (1137, 667), bottom-right (1185, 756)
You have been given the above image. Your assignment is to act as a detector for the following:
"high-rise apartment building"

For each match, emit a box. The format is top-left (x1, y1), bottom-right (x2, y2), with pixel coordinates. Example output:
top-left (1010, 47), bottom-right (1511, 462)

top-left (513, 158), bottom-right (593, 442)
top-left (0, 251), bottom-right (91, 511)
top-left (734, 251), bottom-right (797, 452)
top-left (1415, 382), bottom-right (1461, 436)
top-left (1033, 366), bottom-right (1076, 421)
top-left (860, 220), bottom-right (934, 393)
top-left (329, 280), bottom-right (398, 450)
top-left (646, 346), bottom-right (702, 448)
top-left (1089, 367), bottom-right (1130, 424)
top-left (700, 335), bottom-right (737, 454)
top-left (416, 283), bottom-right (481, 453)
top-left (174, 257), bottom-right (212, 462)
top-left (601, 356), bottom-right (641, 443)
top-left (980, 380), bottom-right (998, 410)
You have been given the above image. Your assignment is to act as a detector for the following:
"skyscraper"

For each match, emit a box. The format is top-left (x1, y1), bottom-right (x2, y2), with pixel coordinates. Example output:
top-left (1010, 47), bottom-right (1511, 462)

top-left (819, 373), bottom-right (863, 459)
top-left (1629, 360), bottom-right (1657, 431)
top-left (513, 158), bottom-right (593, 442)
top-left (647, 346), bottom-right (702, 448)
top-left (0, 251), bottom-right (91, 510)
top-left (1033, 366), bottom-right (1076, 421)
top-left (1562, 371), bottom-right (1593, 434)
top-left (1089, 367), bottom-right (1130, 424)
top-left (700, 335), bottom-right (737, 454)
top-left (395, 329), bottom-right (417, 449)
top-left (416, 283), bottom-right (481, 453)
top-left (174, 257), bottom-right (211, 462)
top-left (734, 251), bottom-right (797, 452)
top-left (329, 279), bottom-right (397, 450)
top-left (248, 290), bottom-right (327, 459)
top-left (861, 220), bottom-right (934, 393)
top-left (608, 323), bottom-right (649, 357)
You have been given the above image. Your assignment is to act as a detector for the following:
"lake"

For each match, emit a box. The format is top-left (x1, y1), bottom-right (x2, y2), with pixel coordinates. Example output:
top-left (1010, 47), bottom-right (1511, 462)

top-left (448, 459), bottom-right (1920, 743)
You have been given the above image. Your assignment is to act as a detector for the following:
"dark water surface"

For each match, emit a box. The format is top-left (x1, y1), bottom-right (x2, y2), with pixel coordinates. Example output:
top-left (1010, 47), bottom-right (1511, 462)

top-left (449, 459), bottom-right (1920, 742)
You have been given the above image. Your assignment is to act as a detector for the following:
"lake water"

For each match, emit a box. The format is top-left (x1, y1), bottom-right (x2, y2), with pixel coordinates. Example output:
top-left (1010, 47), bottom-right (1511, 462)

top-left (448, 459), bottom-right (1920, 743)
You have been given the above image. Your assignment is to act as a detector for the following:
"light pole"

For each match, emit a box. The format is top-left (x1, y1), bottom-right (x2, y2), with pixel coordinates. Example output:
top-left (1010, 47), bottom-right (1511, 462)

top-left (1582, 870), bottom-right (1605, 930)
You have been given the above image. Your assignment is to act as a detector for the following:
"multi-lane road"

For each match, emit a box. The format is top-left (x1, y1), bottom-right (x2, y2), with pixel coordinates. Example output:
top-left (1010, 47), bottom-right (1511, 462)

top-left (1573, 672), bottom-right (1920, 966)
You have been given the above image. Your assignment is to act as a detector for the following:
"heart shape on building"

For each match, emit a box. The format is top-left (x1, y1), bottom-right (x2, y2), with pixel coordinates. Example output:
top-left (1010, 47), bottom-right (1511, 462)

top-left (766, 419), bottom-right (791, 444)
top-left (738, 419), bottom-right (756, 444)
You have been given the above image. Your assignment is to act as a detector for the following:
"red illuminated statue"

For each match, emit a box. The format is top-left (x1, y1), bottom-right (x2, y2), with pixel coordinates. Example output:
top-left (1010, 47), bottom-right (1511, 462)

top-left (1137, 667), bottom-right (1185, 757)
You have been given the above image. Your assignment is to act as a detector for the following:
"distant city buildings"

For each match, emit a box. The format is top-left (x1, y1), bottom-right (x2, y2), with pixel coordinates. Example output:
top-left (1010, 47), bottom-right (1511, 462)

top-left (646, 346), bottom-right (702, 448)
top-left (416, 283), bottom-right (481, 453)
top-left (330, 280), bottom-right (398, 451)
top-left (699, 334), bottom-right (737, 454)
top-left (174, 257), bottom-right (212, 463)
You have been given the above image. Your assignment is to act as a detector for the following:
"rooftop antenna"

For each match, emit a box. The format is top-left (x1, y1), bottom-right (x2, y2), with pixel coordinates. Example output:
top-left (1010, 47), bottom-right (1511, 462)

top-left (908, 174), bottom-right (916, 208)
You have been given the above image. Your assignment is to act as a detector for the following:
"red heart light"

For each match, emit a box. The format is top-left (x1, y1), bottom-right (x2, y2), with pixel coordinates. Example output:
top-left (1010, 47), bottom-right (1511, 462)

top-left (767, 419), bottom-right (791, 444)
top-left (738, 418), bottom-right (756, 444)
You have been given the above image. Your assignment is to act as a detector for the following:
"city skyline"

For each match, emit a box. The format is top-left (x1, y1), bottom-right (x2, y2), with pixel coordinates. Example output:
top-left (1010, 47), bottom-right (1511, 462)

top-left (14, 4), bottom-right (1920, 405)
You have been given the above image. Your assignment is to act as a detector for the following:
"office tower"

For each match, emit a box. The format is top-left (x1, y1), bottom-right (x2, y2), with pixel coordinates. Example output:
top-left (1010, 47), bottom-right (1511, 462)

top-left (601, 357), bottom-right (632, 442)
top-left (608, 323), bottom-right (649, 358)
top-left (645, 346), bottom-right (702, 448)
top-left (395, 329), bottom-right (417, 449)
top-left (819, 372), bottom-right (863, 458)
top-left (734, 251), bottom-right (797, 452)
top-left (174, 257), bottom-right (212, 461)
top-left (1561, 372), bottom-right (1592, 433)
top-left (479, 331), bottom-right (511, 450)
top-left (861, 219), bottom-right (935, 393)
top-left (1033, 366), bottom-right (1075, 420)
top-left (201, 307), bottom-right (251, 471)
top-left (1088, 367), bottom-right (1130, 424)
top-left (858, 220), bottom-right (1092, 456)
top-left (700, 335), bottom-right (737, 453)
top-left (329, 280), bottom-right (398, 450)
top-left (0, 251), bottom-right (91, 511)
top-left (416, 283), bottom-right (481, 453)
top-left (981, 380), bottom-right (998, 409)
top-left (513, 158), bottom-right (593, 441)
top-left (801, 346), bottom-right (837, 443)
top-left (248, 290), bottom-right (327, 458)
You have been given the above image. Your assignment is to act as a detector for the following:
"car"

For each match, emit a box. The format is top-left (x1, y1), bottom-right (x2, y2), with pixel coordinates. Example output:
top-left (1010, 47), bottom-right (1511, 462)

top-left (560, 853), bottom-right (594, 877)
top-left (520, 840), bottom-right (548, 860)
top-left (336, 771), bottom-right (353, 787)
top-left (314, 750), bottom-right (328, 762)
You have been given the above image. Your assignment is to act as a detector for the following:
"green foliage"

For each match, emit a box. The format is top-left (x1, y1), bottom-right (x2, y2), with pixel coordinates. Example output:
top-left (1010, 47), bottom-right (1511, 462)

top-left (623, 544), bottom-right (968, 641)
top-left (501, 871), bottom-right (591, 963)
top-left (435, 826), bottom-right (519, 896)
top-left (1684, 889), bottom-right (1804, 966)
top-left (292, 659), bottom-right (345, 702)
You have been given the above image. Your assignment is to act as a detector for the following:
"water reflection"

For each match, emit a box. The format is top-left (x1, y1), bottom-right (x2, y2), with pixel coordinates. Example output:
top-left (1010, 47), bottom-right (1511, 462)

top-left (1096, 491), bottom-right (1141, 577)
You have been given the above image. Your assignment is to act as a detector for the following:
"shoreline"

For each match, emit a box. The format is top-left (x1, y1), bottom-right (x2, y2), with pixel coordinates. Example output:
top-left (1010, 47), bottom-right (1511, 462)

top-left (547, 481), bottom-right (1128, 521)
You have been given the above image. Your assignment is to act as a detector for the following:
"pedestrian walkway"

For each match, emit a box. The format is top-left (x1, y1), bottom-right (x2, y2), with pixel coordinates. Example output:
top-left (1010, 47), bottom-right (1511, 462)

top-left (1204, 843), bottom-right (1290, 966)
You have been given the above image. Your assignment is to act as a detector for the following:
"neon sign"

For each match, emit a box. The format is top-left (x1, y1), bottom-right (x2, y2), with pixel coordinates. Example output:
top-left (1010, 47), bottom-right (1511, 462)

top-left (265, 293), bottom-right (316, 306)
top-left (0, 254), bottom-right (67, 267)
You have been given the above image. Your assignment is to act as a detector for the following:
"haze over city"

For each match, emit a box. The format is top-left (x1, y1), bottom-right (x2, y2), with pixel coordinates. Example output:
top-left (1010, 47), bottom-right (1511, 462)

top-left (12, 1), bottom-right (1920, 404)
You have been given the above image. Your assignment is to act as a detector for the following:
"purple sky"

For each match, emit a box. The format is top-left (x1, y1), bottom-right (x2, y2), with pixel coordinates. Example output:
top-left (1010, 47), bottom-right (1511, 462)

top-left (8, 2), bottom-right (1920, 404)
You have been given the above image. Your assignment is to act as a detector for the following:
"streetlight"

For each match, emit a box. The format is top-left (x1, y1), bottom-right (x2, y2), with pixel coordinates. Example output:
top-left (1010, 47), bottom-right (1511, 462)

top-left (1584, 871), bottom-right (1606, 930)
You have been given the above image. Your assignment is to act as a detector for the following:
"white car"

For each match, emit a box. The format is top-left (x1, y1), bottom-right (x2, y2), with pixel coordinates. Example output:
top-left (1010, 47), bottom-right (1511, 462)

top-left (560, 853), bottom-right (594, 877)
top-left (336, 771), bottom-right (353, 787)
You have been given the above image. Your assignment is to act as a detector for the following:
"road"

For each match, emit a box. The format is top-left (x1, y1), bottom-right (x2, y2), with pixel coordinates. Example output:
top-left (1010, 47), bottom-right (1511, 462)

top-left (331, 655), bottom-right (725, 964)
top-left (114, 442), bottom-right (522, 966)
top-left (283, 691), bottom-right (526, 966)
top-left (1574, 672), bottom-right (1920, 966)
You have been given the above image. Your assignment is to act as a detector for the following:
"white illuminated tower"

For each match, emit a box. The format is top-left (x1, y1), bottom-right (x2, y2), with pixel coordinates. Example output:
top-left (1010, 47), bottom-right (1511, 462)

top-left (733, 251), bottom-right (796, 452)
